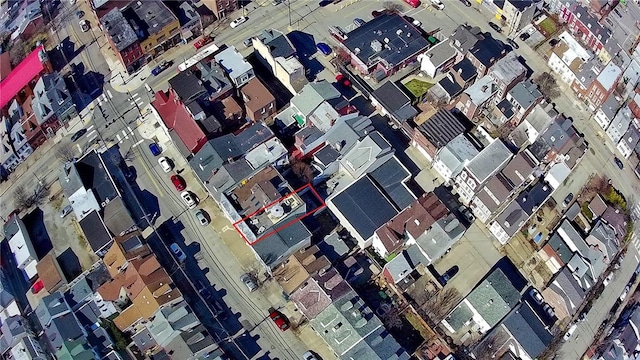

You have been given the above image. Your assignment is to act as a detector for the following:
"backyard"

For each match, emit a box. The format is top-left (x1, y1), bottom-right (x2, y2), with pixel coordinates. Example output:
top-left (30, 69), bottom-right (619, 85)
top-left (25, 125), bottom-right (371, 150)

top-left (404, 79), bottom-right (434, 98)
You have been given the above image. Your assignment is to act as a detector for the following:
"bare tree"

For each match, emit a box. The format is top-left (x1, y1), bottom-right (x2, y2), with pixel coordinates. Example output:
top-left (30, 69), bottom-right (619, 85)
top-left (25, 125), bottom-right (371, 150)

top-left (422, 287), bottom-right (462, 322)
top-left (56, 143), bottom-right (76, 162)
top-left (9, 39), bottom-right (27, 67)
top-left (424, 91), bottom-right (448, 109)
top-left (14, 185), bottom-right (31, 209)
top-left (534, 72), bottom-right (561, 100)
top-left (380, 305), bottom-right (404, 330)
top-left (290, 159), bottom-right (314, 184)
top-left (473, 328), bottom-right (510, 359)
top-left (383, 1), bottom-right (403, 12)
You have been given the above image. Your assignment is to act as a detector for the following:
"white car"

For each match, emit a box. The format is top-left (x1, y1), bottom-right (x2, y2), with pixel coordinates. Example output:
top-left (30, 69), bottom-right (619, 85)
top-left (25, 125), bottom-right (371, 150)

top-left (529, 288), bottom-right (544, 305)
top-left (620, 285), bottom-right (630, 302)
top-left (79, 19), bottom-right (90, 32)
top-left (431, 0), bottom-right (445, 10)
top-left (303, 351), bottom-right (318, 360)
top-left (158, 157), bottom-right (173, 172)
top-left (181, 191), bottom-right (198, 209)
top-left (230, 16), bottom-right (248, 29)
top-left (563, 323), bottom-right (577, 341)
top-left (604, 273), bottom-right (614, 286)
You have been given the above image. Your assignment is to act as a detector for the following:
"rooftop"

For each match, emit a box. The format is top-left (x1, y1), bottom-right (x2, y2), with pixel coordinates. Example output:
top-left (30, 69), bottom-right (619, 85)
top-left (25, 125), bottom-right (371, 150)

top-left (36, 253), bottom-right (64, 292)
top-left (168, 69), bottom-right (207, 103)
top-left (422, 41), bottom-right (457, 67)
top-left (501, 302), bottom-right (553, 358)
top-left (515, 180), bottom-right (552, 215)
top-left (596, 62), bottom-right (622, 91)
top-left (464, 75), bottom-right (498, 105)
top-left (368, 156), bottom-right (414, 209)
top-left (416, 109), bottom-right (470, 150)
top-left (372, 81), bottom-right (418, 122)
top-left (78, 210), bottom-right (113, 254)
top-left (465, 267), bottom-right (522, 328)
top-left (467, 33), bottom-right (507, 67)
top-left (508, 80), bottom-right (542, 110)
top-left (76, 150), bottom-right (118, 205)
top-left (241, 78), bottom-right (275, 113)
top-left (0, 45), bottom-right (46, 110)
top-left (450, 24), bottom-right (483, 54)
top-left (501, 151), bottom-right (536, 188)
top-left (290, 267), bottom-right (351, 319)
top-left (342, 13), bottom-right (430, 70)
top-left (548, 267), bottom-right (585, 315)
top-left (466, 139), bottom-right (513, 183)
top-left (123, 0), bottom-right (177, 37)
top-left (259, 29), bottom-right (297, 58)
top-left (101, 8), bottom-right (138, 51)
top-left (153, 90), bottom-right (207, 153)
top-left (489, 52), bottom-right (526, 84)
top-left (474, 174), bottom-right (513, 213)
top-left (494, 200), bottom-right (529, 236)
top-left (214, 46), bottom-right (254, 83)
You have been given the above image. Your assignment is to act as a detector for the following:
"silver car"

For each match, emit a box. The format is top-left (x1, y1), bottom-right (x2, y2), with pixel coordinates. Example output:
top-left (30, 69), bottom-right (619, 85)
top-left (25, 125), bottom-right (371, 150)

top-left (59, 205), bottom-right (73, 218)
top-left (240, 273), bottom-right (258, 292)
top-left (195, 209), bottom-right (209, 226)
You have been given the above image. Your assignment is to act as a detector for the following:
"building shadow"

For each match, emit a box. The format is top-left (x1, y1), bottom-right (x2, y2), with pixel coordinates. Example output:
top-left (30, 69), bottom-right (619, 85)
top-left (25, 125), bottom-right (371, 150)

top-left (57, 247), bottom-right (82, 281)
top-left (22, 208), bottom-right (53, 259)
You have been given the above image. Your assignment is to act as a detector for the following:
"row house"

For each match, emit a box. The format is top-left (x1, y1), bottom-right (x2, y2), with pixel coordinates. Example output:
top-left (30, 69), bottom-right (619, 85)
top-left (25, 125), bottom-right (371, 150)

top-left (487, 53), bottom-right (527, 103)
top-left (503, 80), bottom-right (543, 126)
top-left (411, 109), bottom-right (471, 163)
top-left (457, 75), bottom-right (498, 120)
top-left (606, 105), bottom-right (634, 145)
top-left (582, 62), bottom-right (623, 111)
top-left (253, 29), bottom-right (307, 95)
top-left (558, 3), bottom-right (612, 55)
top-left (428, 58), bottom-right (478, 105)
top-left (454, 139), bottom-right (513, 205)
top-left (594, 95), bottom-right (621, 130)
top-left (431, 133), bottom-right (480, 183)
top-left (465, 32), bottom-right (508, 78)
top-left (548, 31), bottom-right (592, 85)
top-left (0, 45), bottom-right (52, 111)
top-left (470, 150), bottom-right (538, 223)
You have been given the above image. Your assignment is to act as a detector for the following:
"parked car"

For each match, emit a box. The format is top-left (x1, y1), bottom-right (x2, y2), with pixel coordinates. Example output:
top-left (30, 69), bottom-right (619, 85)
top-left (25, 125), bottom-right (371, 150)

top-left (563, 193), bottom-right (574, 207)
top-left (549, 38), bottom-right (560, 46)
top-left (316, 42), bottom-right (332, 55)
top-left (170, 243), bottom-right (187, 262)
top-left (149, 142), bottom-right (162, 156)
top-left (180, 191), bottom-right (197, 209)
top-left (335, 74), bottom-right (351, 88)
top-left (194, 36), bottom-right (213, 50)
top-left (614, 156), bottom-right (624, 169)
top-left (240, 273), bottom-right (258, 292)
top-left (79, 19), bottom-right (90, 32)
top-left (59, 205), bottom-right (73, 218)
top-left (403, 0), bottom-right (420, 8)
top-left (209, 299), bottom-right (228, 319)
top-left (438, 265), bottom-right (459, 285)
top-left (430, 0), bottom-right (444, 10)
top-left (303, 351), bottom-right (319, 360)
top-left (519, 32), bottom-right (530, 41)
top-left (604, 272), bottom-right (614, 286)
top-left (243, 38), bottom-right (253, 47)
top-left (543, 303), bottom-right (556, 318)
top-left (171, 175), bottom-right (186, 191)
top-left (230, 16), bottom-right (248, 29)
top-left (151, 61), bottom-right (170, 76)
top-left (620, 285), bottom-right (630, 301)
top-left (507, 38), bottom-right (519, 49)
top-left (458, 206), bottom-right (475, 223)
top-left (269, 310), bottom-right (290, 331)
top-left (488, 22), bottom-right (502, 33)
top-left (195, 209), bottom-right (209, 226)
top-left (529, 288), bottom-right (544, 305)
top-left (353, 18), bottom-right (366, 27)
top-left (76, 10), bottom-right (84, 18)
top-left (70, 128), bottom-right (87, 142)
top-left (563, 323), bottom-right (577, 341)
top-left (459, 0), bottom-right (471, 6)
top-left (158, 157), bottom-right (172, 172)
top-left (371, 9), bottom-right (385, 17)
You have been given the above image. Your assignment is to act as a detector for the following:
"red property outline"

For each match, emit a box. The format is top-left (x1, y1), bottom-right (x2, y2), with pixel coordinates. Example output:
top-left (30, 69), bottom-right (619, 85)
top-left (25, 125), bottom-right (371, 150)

top-left (232, 184), bottom-right (326, 245)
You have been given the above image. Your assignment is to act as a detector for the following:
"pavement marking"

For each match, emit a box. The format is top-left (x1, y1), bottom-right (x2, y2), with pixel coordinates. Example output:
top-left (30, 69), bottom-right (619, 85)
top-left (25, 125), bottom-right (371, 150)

top-left (127, 126), bottom-right (133, 134)
top-left (107, 90), bottom-right (113, 98)
top-left (87, 133), bottom-right (98, 142)
top-left (135, 147), bottom-right (164, 198)
top-left (122, 129), bottom-right (129, 140)
top-left (116, 133), bottom-right (122, 143)
top-left (76, 144), bottom-right (82, 153)
top-left (86, 130), bottom-right (97, 138)
top-left (132, 139), bottom-right (144, 148)
top-left (87, 125), bottom-right (94, 131)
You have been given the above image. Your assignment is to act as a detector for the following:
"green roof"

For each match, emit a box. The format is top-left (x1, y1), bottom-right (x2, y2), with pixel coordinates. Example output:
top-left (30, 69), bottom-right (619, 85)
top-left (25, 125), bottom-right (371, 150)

top-left (294, 113), bottom-right (305, 126)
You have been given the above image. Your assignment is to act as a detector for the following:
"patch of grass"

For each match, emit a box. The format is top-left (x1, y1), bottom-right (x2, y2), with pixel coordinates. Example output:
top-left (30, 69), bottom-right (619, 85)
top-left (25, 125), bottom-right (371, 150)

top-left (581, 203), bottom-right (593, 221)
top-left (385, 253), bottom-right (398, 262)
top-left (539, 18), bottom-right (557, 35)
top-left (404, 79), bottom-right (434, 98)
top-left (404, 311), bottom-right (433, 340)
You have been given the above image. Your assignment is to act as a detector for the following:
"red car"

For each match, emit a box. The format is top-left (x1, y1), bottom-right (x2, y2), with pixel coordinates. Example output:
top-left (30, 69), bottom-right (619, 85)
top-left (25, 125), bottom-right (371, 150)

top-left (171, 175), bottom-right (186, 191)
top-left (269, 310), bottom-right (290, 331)
top-left (335, 74), bottom-right (352, 88)
top-left (194, 36), bottom-right (212, 50)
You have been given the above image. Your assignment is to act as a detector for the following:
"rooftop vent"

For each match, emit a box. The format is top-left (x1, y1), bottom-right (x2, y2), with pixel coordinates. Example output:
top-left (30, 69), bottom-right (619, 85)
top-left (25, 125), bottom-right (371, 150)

top-left (371, 40), bottom-right (382, 52)
top-left (383, 37), bottom-right (390, 43)
top-left (396, 29), bottom-right (403, 35)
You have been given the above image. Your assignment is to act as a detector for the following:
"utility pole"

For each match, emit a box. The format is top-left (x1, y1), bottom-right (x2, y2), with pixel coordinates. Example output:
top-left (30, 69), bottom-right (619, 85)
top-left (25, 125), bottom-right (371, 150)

top-left (288, 0), bottom-right (292, 26)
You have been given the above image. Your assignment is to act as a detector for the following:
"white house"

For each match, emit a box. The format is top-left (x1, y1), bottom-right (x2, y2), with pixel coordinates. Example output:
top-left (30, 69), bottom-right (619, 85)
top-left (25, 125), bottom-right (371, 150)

top-left (432, 134), bottom-right (479, 182)
top-left (547, 31), bottom-right (591, 85)
top-left (5, 215), bottom-right (38, 280)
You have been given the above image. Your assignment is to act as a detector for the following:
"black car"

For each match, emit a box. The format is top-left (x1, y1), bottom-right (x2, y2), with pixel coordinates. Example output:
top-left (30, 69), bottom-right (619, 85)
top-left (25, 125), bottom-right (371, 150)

top-left (507, 38), bottom-right (519, 49)
top-left (519, 32), bottom-right (530, 41)
top-left (488, 22), bottom-right (502, 33)
top-left (438, 265), bottom-right (459, 286)
top-left (562, 193), bottom-right (574, 207)
top-left (70, 128), bottom-right (87, 142)
top-left (614, 156), bottom-right (624, 169)
top-left (459, 0), bottom-right (471, 6)
top-left (549, 39), bottom-right (560, 46)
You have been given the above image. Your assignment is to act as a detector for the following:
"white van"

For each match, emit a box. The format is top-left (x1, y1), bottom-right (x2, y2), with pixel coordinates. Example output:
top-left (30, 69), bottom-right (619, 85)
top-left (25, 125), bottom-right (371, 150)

top-left (563, 323), bottom-right (578, 341)
top-left (431, 0), bottom-right (445, 10)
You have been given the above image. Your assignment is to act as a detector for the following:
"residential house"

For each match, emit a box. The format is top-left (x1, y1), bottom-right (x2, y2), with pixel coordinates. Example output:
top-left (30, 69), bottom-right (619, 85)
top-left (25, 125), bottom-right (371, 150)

top-left (32, 72), bottom-right (77, 128)
top-left (164, 1), bottom-right (212, 41)
top-left (500, 0), bottom-right (541, 34)
top-left (487, 53), bottom-right (527, 103)
top-left (310, 288), bottom-right (410, 359)
top-left (545, 266), bottom-right (586, 319)
top-left (100, 9), bottom-right (145, 74)
top-left (0, 45), bottom-right (52, 111)
top-left (337, 13), bottom-right (430, 79)
top-left (606, 105), bottom-right (634, 144)
top-left (428, 58), bottom-right (478, 105)
top-left (489, 179), bottom-right (552, 244)
top-left (290, 267), bottom-right (352, 320)
top-left (443, 264), bottom-right (525, 335)
top-left (457, 75), bottom-right (498, 120)
top-left (465, 33), bottom-right (508, 77)
top-left (338, 132), bottom-right (394, 180)
top-left (201, 0), bottom-right (238, 19)
top-left (471, 150), bottom-right (537, 223)
top-left (508, 102), bottom-right (558, 150)
top-left (382, 244), bottom-right (429, 286)
top-left (547, 31), bottom-right (591, 85)
top-left (432, 133), bottom-right (481, 182)
top-left (153, 89), bottom-right (207, 156)
top-left (454, 139), bottom-right (513, 205)
top-left (2, 0), bottom-right (44, 41)
top-left (9, 113), bottom-right (32, 164)
top-left (36, 252), bottom-right (67, 293)
top-left (4, 213), bottom-right (38, 280)
top-left (373, 192), bottom-right (449, 257)
top-left (0, 116), bottom-right (21, 172)
top-left (594, 95), bottom-right (620, 130)
top-left (274, 80), bottom-right (345, 131)
top-left (505, 80), bottom-right (543, 126)
top-left (528, 116), bottom-right (580, 163)
top-left (0, 270), bottom-right (20, 322)
top-left (498, 301), bottom-right (553, 360)
top-left (449, 24), bottom-right (483, 62)
top-left (417, 40), bottom-right (457, 78)
top-left (272, 245), bottom-right (331, 295)
top-left (327, 157), bottom-right (414, 249)
top-left (214, 46), bottom-right (255, 87)
top-left (583, 62), bottom-right (623, 111)
top-left (371, 81), bottom-right (418, 132)
top-left (253, 29), bottom-right (307, 95)
top-left (0, 315), bottom-right (46, 360)
top-left (241, 78), bottom-right (276, 122)
top-left (604, 0), bottom-right (640, 56)
top-left (617, 121), bottom-right (640, 159)
top-left (411, 109), bottom-right (471, 163)
top-left (558, 3), bottom-right (612, 54)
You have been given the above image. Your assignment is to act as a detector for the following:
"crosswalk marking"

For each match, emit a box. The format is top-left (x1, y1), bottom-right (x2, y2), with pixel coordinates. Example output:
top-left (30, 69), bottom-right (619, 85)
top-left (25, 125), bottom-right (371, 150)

top-left (122, 129), bottom-right (129, 140)
top-left (130, 93), bottom-right (144, 107)
top-left (132, 139), bottom-right (144, 148)
top-left (107, 90), bottom-right (113, 99)
top-left (87, 133), bottom-right (98, 142)
top-left (86, 125), bottom-right (94, 131)
top-left (116, 134), bottom-right (122, 143)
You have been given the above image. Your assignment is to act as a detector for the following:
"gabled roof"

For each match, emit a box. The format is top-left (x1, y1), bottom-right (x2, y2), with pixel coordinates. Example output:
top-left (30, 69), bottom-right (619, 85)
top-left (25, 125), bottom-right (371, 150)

top-left (488, 52), bottom-right (525, 84)
top-left (78, 210), bottom-right (112, 254)
top-left (494, 200), bottom-right (528, 236)
top-left (241, 78), bottom-right (275, 113)
top-left (508, 80), bottom-right (542, 110)
top-left (548, 267), bottom-right (585, 315)
top-left (372, 81), bottom-right (418, 122)
top-left (466, 139), bottom-right (513, 183)
top-left (416, 109), bottom-right (470, 150)
top-left (291, 80), bottom-right (341, 117)
top-left (474, 174), bottom-right (513, 213)
top-left (502, 302), bottom-right (553, 359)
top-left (501, 151), bottom-right (536, 189)
top-left (467, 34), bottom-right (507, 67)
top-left (450, 24), bottom-right (482, 54)
top-left (153, 90), bottom-right (207, 153)
top-left (383, 245), bottom-right (429, 284)
top-left (0, 45), bottom-right (46, 109)
top-left (368, 156), bottom-right (414, 209)
top-left (464, 267), bottom-right (522, 328)
top-left (515, 180), bottom-right (552, 215)
top-left (259, 29), bottom-right (297, 58)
